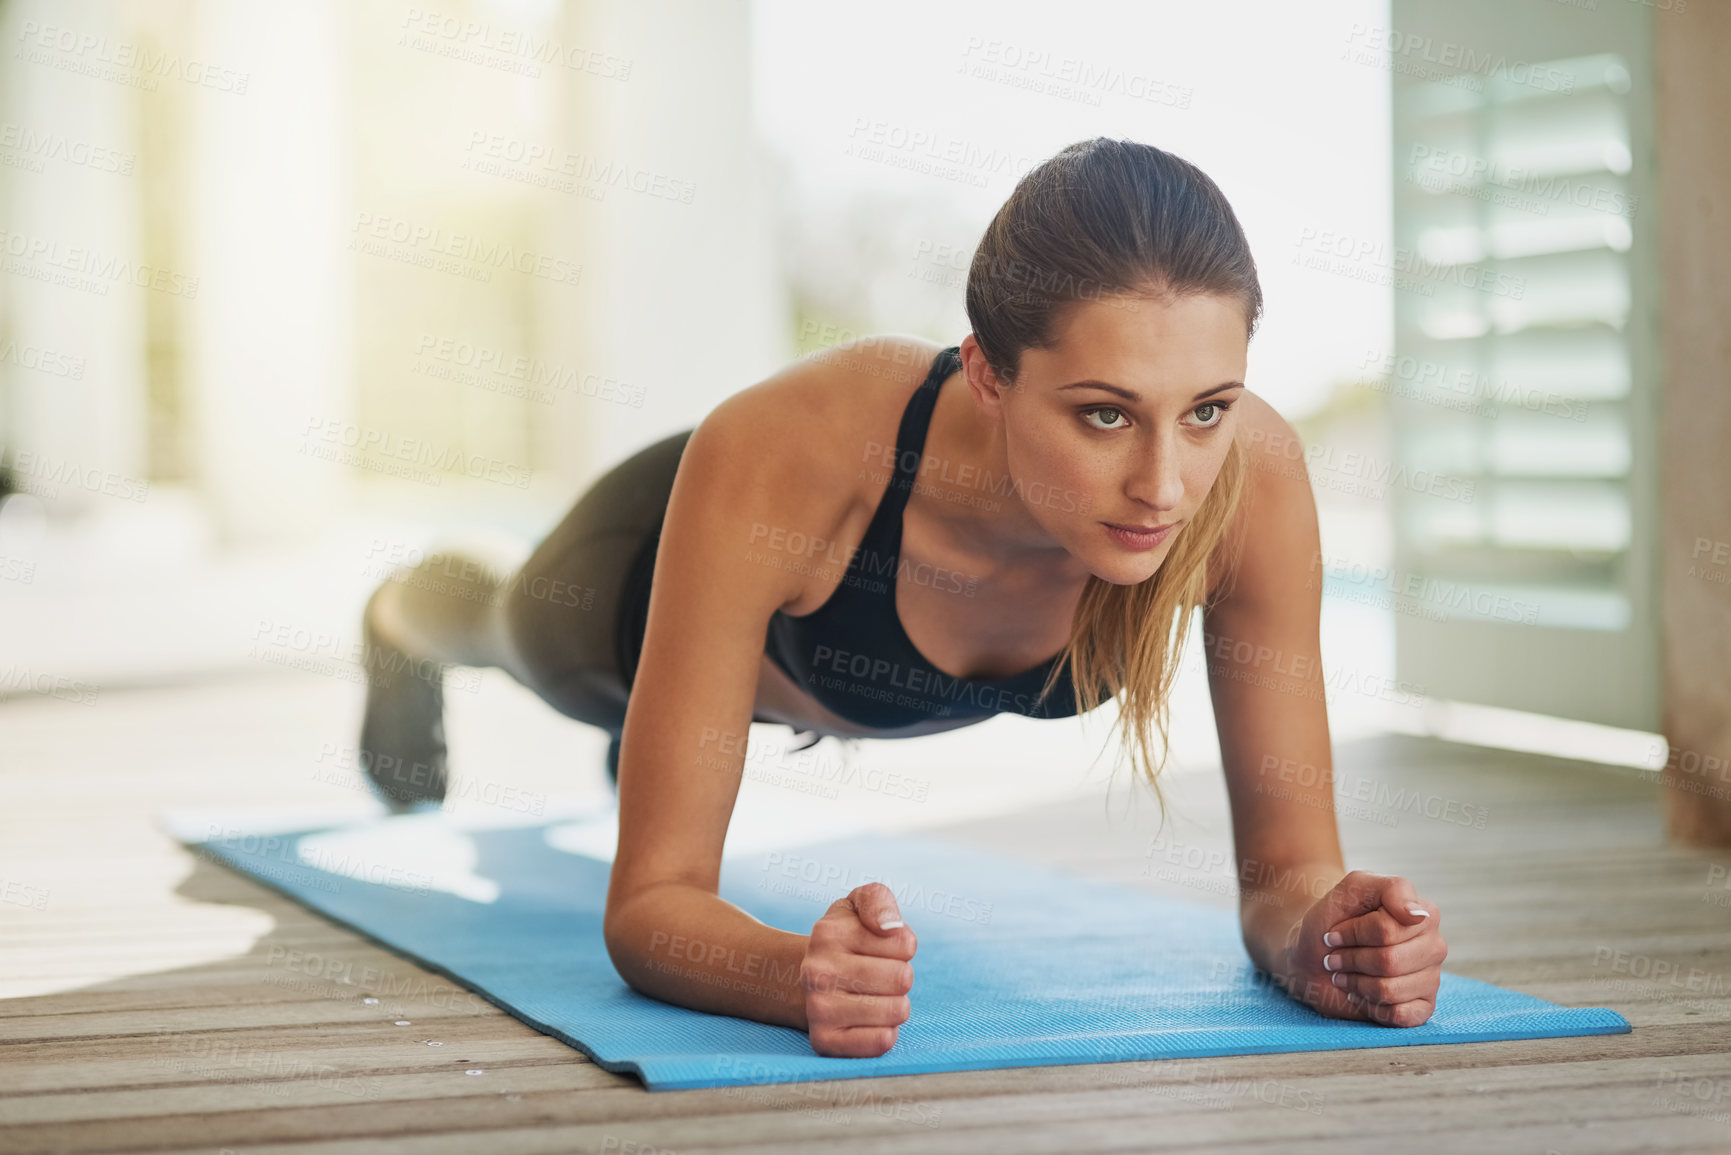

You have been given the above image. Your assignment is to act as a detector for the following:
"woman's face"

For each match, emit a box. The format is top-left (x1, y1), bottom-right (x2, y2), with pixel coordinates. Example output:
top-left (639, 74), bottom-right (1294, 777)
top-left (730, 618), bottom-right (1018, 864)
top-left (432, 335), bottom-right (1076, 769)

top-left (981, 291), bottom-right (1249, 585)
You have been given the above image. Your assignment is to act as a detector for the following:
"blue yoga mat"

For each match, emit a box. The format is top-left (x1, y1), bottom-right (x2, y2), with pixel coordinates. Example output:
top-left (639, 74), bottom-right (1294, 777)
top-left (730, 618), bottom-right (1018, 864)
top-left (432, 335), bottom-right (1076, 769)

top-left (161, 809), bottom-right (1629, 1091)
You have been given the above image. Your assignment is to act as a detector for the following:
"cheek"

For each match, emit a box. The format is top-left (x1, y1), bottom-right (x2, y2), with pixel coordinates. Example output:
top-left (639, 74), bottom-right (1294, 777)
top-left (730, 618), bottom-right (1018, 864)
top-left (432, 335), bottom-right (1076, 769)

top-left (1180, 441), bottom-right (1233, 507)
top-left (1002, 437), bottom-right (1100, 528)
top-left (1007, 422), bottom-right (1090, 493)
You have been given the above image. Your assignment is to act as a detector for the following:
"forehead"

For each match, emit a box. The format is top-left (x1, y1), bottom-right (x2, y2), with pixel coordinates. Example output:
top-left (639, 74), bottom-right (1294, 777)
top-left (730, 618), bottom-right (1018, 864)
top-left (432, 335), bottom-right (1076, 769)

top-left (1025, 293), bottom-right (1248, 396)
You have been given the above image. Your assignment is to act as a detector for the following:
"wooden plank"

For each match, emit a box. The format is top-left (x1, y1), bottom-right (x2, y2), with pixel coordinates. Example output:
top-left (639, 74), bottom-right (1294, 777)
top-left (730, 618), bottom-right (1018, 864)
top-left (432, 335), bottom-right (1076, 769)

top-left (5, 677), bottom-right (1731, 1152)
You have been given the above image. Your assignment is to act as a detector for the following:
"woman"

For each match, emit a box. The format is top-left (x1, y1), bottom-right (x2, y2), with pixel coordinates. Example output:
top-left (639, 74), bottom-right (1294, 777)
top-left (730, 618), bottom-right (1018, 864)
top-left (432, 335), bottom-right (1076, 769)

top-left (359, 137), bottom-right (1447, 1059)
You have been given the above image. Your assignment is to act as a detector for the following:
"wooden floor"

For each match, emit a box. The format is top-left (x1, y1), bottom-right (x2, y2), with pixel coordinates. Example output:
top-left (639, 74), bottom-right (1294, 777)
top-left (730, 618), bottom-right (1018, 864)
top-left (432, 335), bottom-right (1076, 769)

top-left (5, 669), bottom-right (1731, 1154)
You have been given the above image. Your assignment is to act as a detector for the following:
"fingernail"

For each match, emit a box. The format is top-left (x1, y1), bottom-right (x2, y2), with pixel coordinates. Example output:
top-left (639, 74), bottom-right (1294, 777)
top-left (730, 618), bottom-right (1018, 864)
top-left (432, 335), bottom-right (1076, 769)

top-left (1323, 931), bottom-right (1343, 948)
top-left (1331, 971), bottom-right (1345, 988)
top-left (881, 918), bottom-right (904, 930)
top-left (1322, 953), bottom-right (1339, 972)
top-left (1406, 904), bottom-right (1428, 918)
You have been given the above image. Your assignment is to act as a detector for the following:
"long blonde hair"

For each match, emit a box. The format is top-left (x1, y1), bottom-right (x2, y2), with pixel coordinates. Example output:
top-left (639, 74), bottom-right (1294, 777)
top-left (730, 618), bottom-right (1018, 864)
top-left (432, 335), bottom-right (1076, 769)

top-left (1031, 440), bottom-right (1248, 822)
top-left (966, 137), bottom-right (1263, 820)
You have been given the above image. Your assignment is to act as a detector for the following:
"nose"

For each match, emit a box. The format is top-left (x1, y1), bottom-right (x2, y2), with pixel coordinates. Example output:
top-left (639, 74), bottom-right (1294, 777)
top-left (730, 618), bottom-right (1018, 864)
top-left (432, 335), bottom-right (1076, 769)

top-left (1124, 428), bottom-right (1185, 513)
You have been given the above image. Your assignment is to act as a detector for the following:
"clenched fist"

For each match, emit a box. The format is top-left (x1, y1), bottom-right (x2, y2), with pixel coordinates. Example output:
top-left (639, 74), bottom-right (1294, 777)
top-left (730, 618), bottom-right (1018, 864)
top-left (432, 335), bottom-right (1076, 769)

top-left (802, 882), bottom-right (917, 1057)
top-left (1279, 869), bottom-right (1447, 1028)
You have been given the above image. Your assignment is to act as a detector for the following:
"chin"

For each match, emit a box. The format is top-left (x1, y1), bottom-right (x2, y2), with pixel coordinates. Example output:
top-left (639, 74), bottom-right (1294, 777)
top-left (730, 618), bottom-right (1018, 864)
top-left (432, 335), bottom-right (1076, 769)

top-left (1084, 538), bottom-right (1178, 586)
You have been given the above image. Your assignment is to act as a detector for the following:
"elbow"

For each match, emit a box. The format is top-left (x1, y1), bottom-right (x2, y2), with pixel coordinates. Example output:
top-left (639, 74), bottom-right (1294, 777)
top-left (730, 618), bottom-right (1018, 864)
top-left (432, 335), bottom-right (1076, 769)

top-left (601, 888), bottom-right (639, 972)
top-left (602, 913), bottom-right (654, 997)
top-left (601, 899), bottom-right (635, 967)
top-left (601, 883), bottom-right (664, 972)
top-left (602, 895), bottom-right (681, 1002)
top-left (602, 876), bottom-right (705, 976)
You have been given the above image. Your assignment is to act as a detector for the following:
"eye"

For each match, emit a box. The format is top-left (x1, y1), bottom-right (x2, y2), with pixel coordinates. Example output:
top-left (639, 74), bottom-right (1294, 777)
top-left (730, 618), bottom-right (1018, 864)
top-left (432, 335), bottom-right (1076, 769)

top-left (1188, 400), bottom-right (1231, 429)
top-left (1081, 406), bottom-right (1128, 431)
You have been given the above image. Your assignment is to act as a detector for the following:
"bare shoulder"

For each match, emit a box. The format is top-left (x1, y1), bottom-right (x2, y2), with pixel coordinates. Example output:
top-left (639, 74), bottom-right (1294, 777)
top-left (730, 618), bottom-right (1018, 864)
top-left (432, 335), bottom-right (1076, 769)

top-left (681, 333), bottom-right (944, 599)
top-left (1206, 390), bottom-right (1319, 604)
top-left (1234, 390), bottom-right (1305, 465)
top-left (707, 331), bottom-right (943, 458)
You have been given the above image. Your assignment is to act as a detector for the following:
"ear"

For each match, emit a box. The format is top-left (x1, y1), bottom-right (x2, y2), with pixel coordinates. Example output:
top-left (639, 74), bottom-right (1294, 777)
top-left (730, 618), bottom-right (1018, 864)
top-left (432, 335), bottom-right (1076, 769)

top-left (957, 336), bottom-right (1014, 415)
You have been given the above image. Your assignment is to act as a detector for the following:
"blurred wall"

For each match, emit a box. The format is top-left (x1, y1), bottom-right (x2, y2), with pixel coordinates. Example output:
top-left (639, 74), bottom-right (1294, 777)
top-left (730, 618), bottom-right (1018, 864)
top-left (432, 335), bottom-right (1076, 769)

top-left (0, 0), bottom-right (786, 547)
top-left (184, 0), bottom-right (350, 545)
top-left (558, 0), bottom-right (787, 476)
top-left (1, 0), bottom-right (149, 513)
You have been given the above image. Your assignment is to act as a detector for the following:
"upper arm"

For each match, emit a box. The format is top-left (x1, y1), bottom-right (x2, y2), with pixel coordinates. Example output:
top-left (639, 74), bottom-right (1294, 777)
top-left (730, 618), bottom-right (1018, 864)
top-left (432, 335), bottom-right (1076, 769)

top-left (1202, 393), bottom-right (1342, 869)
top-left (602, 383), bottom-right (833, 928)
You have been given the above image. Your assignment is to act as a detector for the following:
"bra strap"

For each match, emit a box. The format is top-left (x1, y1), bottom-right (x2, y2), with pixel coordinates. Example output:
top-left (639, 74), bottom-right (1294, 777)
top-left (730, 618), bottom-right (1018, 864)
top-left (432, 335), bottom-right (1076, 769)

top-left (879, 345), bottom-right (959, 517)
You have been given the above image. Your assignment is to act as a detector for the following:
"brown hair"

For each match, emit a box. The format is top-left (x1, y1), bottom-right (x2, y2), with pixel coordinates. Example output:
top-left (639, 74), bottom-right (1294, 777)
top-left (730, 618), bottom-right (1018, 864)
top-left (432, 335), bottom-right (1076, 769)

top-left (964, 136), bottom-right (1262, 822)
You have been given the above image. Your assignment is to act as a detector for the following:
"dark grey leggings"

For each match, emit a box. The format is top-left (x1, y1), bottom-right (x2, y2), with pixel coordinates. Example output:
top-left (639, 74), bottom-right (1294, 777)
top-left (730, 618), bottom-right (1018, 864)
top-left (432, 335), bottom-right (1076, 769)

top-left (498, 429), bottom-right (694, 737)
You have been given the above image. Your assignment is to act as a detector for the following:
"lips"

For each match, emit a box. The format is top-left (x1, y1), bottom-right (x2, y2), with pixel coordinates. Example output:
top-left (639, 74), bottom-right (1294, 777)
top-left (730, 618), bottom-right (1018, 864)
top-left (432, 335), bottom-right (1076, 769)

top-left (1103, 520), bottom-right (1178, 552)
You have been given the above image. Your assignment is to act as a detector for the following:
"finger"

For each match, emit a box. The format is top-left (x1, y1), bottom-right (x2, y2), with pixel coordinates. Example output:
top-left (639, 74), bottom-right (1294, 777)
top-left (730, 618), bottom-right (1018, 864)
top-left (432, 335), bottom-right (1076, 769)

top-left (814, 1024), bottom-right (899, 1057)
top-left (845, 882), bottom-right (906, 936)
top-left (1287, 972), bottom-right (1359, 1022)
top-left (836, 919), bottom-right (916, 962)
top-left (807, 992), bottom-right (911, 1030)
top-left (1324, 906), bottom-right (1439, 951)
top-left (1315, 871), bottom-right (1427, 930)
top-left (1324, 932), bottom-right (1447, 978)
top-left (803, 956), bottom-right (913, 999)
top-left (813, 914), bottom-right (917, 962)
top-left (1351, 996), bottom-right (1435, 1029)
top-left (1380, 886), bottom-right (1434, 929)
top-left (1328, 966), bottom-right (1440, 1005)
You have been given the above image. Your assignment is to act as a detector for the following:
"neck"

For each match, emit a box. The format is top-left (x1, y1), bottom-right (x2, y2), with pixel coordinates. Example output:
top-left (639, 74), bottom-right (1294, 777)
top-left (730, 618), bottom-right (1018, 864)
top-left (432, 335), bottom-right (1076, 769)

top-left (919, 362), bottom-right (1095, 593)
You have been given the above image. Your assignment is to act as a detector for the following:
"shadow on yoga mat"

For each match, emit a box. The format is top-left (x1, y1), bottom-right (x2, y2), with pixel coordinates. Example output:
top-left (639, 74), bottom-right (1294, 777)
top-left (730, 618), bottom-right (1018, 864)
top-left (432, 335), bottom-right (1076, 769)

top-left (159, 807), bottom-right (1629, 1091)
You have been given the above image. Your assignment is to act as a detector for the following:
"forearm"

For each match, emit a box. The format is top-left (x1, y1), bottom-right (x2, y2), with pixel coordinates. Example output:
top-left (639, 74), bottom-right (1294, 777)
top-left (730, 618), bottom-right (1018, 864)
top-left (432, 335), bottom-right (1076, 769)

top-left (1239, 858), bottom-right (1346, 978)
top-left (604, 881), bottom-right (811, 1031)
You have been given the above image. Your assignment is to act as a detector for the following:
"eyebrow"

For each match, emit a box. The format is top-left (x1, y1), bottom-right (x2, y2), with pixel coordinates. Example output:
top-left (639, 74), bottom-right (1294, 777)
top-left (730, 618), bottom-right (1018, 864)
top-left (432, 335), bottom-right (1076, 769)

top-left (1056, 380), bottom-right (1245, 403)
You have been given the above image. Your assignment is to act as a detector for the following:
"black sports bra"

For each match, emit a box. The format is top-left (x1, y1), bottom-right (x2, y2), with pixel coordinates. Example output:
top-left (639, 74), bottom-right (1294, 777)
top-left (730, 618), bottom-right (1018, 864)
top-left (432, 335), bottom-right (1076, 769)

top-left (761, 345), bottom-right (1087, 729)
